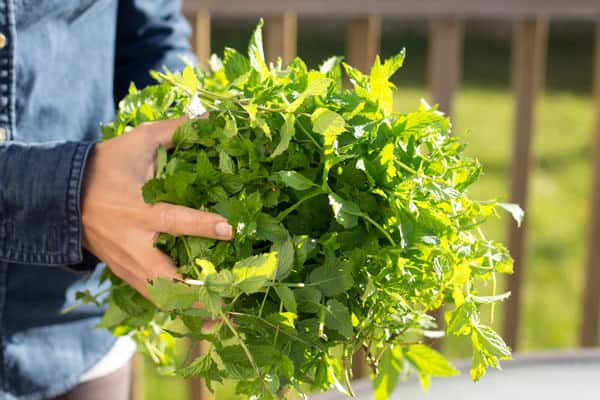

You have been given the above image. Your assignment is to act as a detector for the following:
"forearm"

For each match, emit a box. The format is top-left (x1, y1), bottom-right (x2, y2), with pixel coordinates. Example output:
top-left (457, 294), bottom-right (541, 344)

top-left (0, 141), bottom-right (94, 265)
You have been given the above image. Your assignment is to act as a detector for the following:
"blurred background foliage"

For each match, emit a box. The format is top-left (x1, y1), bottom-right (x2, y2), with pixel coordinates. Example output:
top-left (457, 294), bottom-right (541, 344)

top-left (142, 18), bottom-right (596, 399)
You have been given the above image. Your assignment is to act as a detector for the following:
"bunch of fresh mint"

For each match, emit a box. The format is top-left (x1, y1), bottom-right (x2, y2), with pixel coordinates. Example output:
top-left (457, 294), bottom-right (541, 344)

top-left (94, 19), bottom-right (522, 399)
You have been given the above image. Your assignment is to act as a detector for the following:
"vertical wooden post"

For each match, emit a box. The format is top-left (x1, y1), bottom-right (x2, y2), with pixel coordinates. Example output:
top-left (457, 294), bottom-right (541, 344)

top-left (503, 19), bottom-right (548, 350)
top-left (265, 12), bottom-right (298, 64)
top-left (130, 353), bottom-right (144, 400)
top-left (188, 342), bottom-right (211, 400)
top-left (428, 18), bottom-right (464, 115)
top-left (346, 15), bottom-right (382, 73)
top-left (351, 348), bottom-right (367, 380)
top-left (580, 20), bottom-right (600, 348)
top-left (193, 10), bottom-right (211, 68)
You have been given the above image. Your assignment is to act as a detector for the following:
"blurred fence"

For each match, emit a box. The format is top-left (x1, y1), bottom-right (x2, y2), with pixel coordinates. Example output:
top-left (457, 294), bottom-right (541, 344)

top-left (135, 1), bottom-right (600, 398)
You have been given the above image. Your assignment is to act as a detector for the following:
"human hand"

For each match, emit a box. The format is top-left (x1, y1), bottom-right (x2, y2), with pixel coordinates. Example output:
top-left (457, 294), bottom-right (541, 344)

top-left (81, 117), bottom-right (233, 298)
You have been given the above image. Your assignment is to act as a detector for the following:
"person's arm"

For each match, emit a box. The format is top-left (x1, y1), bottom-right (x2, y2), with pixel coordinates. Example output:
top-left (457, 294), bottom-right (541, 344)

top-left (0, 141), bottom-right (96, 266)
top-left (114, 0), bottom-right (195, 103)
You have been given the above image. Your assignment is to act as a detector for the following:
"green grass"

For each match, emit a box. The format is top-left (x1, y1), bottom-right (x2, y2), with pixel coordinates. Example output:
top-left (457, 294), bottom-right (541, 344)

top-left (139, 25), bottom-right (597, 399)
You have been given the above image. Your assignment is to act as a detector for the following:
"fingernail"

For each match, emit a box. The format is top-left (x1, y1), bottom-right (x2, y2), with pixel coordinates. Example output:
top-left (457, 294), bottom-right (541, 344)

top-left (215, 221), bottom-right (233, 239)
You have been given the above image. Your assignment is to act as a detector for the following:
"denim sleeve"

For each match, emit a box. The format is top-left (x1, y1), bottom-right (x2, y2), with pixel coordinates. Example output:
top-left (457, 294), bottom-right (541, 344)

top-left (114, 0), bottom-right (196, 103)
top-left (0, 141), bottom-right (98, 267)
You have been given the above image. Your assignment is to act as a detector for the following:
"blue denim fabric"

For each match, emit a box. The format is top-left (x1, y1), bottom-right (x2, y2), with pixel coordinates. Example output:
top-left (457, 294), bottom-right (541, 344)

top-left (0, 1), bottom-right (194, 399)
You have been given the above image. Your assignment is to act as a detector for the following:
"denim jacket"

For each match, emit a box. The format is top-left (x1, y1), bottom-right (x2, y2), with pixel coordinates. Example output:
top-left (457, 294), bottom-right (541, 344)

top-left (0, 1), bottom-right (193, 398)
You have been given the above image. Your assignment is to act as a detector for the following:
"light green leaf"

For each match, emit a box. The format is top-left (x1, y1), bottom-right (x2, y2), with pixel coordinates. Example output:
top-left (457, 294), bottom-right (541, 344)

top-left (218, 151), bottom-right (236, 174)
top-left (205, 270), bottom-right (234, 296)
top-left (223, 47), bottom-right (250, 82)
top-left (328, 193), bottom-right (361, 228)
top-left (273, 170), bottom-right (316, 191)
top-left (248, 18), bottom-right (269, 81)
top-left (223, 115), bottom-right (238, 138)
top-left (96, 302), bottom-right (128, 329)
top-left (323, 299), bottom-right (353, 338)
top-left (311, 108), bottom-right (346, 146)
top-left (498, 202), bottom-right (524, 227)
top-left (474, 325), bottom-right (511, 358)
top-left (232, 252), bottom-right (278, 294)
top-left (272, 237), bottom-right (295, 279)
top-left (374, 346), bottom-right (403, 400)
top-left (470, 292), bottom-right (511, 304)
top-left (147, 278), bottom-right (198, 310)
top-left (287, 73), bottom-right (331, 112)
top-left (273, 284), bottom-right (297, 313)
top-left (197, 286), bottom-right (222, 317)
top-left (404, 344), bottom-right (459, 377)
top-left (181, 65), bottom-right (199, 93)
top-left (382, 49), bottom-right (406, 78)
top-left (271, 114), bottom-right (295, 158)
top-left (369, 55), bottom-right (394, 115)
top-left (308, 254), bottom-right (353, 297)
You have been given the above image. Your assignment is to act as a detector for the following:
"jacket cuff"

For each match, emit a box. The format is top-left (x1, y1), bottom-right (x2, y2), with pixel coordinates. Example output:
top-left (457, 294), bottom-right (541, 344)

top-left (0, 141), bottom-right (95, 266)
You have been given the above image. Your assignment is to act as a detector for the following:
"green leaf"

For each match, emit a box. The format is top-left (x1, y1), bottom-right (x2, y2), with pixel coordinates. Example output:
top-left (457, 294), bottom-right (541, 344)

top-left (223, 115), bottom-right (238, 138)
top-left (311, 108), bottom-right (346, 145)
top-left (383, 49), bottom-right (406, 78)
top-left (256, 213), bottom-right (288, 242)
top-left (147, 278), bottom-right (198, 310)
top-left (248, 18), bottom-right (269, 81)
top-left (287, 73), bottom-right (331, 112)
top-left (272, 237), bottom-right (295, 279)
top-left (232, 252), bottom-right (278, 294)
top-left (446, 302), bottom-right (476, 336)
top-left (294, 287), bottom-right (321, 313)
top-left (96, 302), bottom-right (128, 329)
top-left (374, 346), bottom-right (403, 400)
top-left (474, 325), bottom-right (511, 358)
top-left (323, 299), bottom-right (353, 338)
top-left (404, 344), bottom-right (459, 377)
top-left (271, 114), bottom-right (295, 158)
top-left (156, 144), bottom-right (167, 178)
top-left (223, 47), bottom-right (251, 82)
top-left (470, 292), bottom-right (511, 304)
top-left (328, 193), bottom-right (361, 228)
top-left (273, 170), bottom-right (316, 191)
top-left (369, 55), bottom-right (394, 115)
top-left (172, 119), bottom-right (199, 148)
top-left (181, 65), bottom-right (199, 93)
top-left (273, 284), bottom-right (297, 313)
top-left (308, 254), bottom-right (353, 297)
top-left (498, 202), bottom-right (524, 227)
top-left (218, 151), bottom-right (236, 174)
top-left (197, 286), bottom-right (222, 317)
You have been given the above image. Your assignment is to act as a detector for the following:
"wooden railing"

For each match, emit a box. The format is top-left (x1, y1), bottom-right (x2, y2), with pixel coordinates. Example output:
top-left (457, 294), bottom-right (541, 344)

top-left (133, 1), bottom-right (600, 398)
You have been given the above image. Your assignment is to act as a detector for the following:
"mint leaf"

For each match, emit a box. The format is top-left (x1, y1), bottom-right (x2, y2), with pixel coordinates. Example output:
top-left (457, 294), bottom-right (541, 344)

top-left (271, 114), bottom-right (295, 158)
top-left (248, 18), bottom-right (269, 81)
top-left (323, 299), bottom-right (352, 338)
top-left (498, 202), bottom-right (525, 227)
top-left (232, 252), bottom-right (278, 294)
top-left (273, 170), bottom-right (316, 191)
top-left (308, 254), bottom-right (353, 297)
top-left (147, 278), bottom-right (198, 310)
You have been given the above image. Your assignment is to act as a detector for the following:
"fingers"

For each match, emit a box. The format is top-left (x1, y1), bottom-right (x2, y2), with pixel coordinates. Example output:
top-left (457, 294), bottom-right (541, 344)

top-left (148, 202), bottom-right (234, 240)
top-left (135, 248), bottom-right (180, 300)
top-left (145, 116), bottom-right (189, 149)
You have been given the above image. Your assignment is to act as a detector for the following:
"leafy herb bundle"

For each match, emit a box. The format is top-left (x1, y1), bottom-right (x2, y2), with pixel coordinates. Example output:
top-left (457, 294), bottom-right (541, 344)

top-left (96, 20), bottom-right (522, 399)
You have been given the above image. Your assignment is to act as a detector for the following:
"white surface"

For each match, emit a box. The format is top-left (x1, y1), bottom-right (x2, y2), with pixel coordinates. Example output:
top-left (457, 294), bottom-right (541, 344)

top-left (311, 351), bottom-right (600, 399)
top-left (79, 336), bottom-right (136, 383)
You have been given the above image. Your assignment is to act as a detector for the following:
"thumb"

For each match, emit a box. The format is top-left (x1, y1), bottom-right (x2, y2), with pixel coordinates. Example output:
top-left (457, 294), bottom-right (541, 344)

top-left (147, 116), bottom-right (189, 149)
